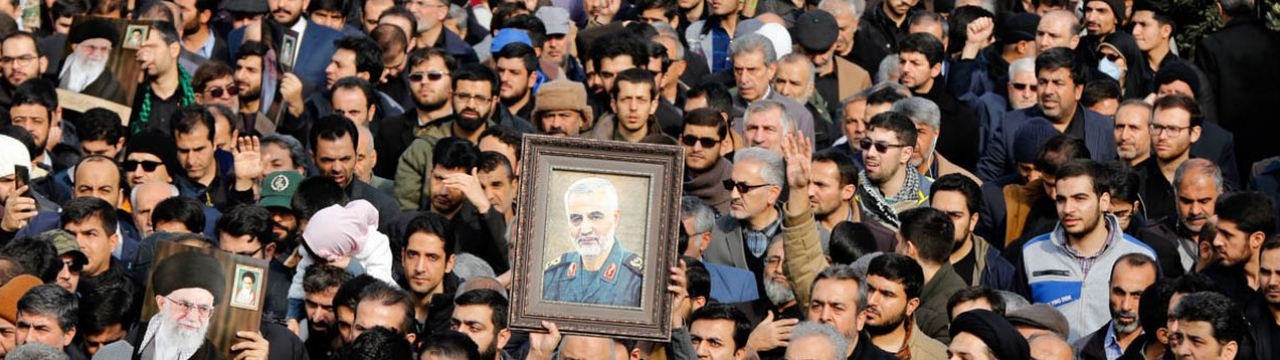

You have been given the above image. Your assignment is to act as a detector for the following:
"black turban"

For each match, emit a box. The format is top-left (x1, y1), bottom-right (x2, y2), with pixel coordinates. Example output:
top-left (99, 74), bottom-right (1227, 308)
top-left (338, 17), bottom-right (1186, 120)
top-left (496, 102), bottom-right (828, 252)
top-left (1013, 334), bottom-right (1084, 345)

top-left (950, 310), bottom-right (1030, 360)
top-left (152, 251), bottom-right (226, 303)
top-left (68, 18), bottom-right (120, 47)
top-left (1154, 61), bottom-right (1202, 98)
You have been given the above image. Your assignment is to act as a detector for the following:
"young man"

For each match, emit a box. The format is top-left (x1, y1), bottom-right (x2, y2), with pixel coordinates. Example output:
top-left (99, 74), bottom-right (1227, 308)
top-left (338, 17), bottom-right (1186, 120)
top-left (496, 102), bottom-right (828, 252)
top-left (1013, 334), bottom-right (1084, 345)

top-left (681, 109), bottom-right (732, 214)
top-left (1136, 94), bottom-right (1202, 222)
top-left (1167, 291), bottom-right (1246, 360)
top-left (894, 207), bottom-right (967, 343)
top-left (451, 289), bottom-right (511, 360)
top-left (930, 174), bottom-right (1015, 291)
top-left (586, 68), bottom-right (669, 143)
top-left (310, 116), bottom-right (401, 226)
top-left (398, 213), bottom-right (460, 339)
top-left (1202, 191), bottom-right (1276, 304)
top-left (864, 253), bottom-right (947, 358)
top-left (129, 22), bottom-right (196, 134)
top-left (856, 112), bottom-right (931, 230)
top-left (688, 304), bottom-right (751, 360)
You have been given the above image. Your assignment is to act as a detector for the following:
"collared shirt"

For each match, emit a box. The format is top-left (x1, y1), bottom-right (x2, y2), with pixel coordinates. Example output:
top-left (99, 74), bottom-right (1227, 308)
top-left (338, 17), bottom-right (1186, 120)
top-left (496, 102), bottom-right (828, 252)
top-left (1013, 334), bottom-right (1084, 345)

top-left (192, 29), bottom-right (216, 58)
top-left (1104, 321), bottom-right (1129, 360)
top-left (706, 17), bottom-right (732, 73)
top-left (1058, 222), bottom-right (1117, 277)
top-left (744, 207), bottom-right (782, 257)
top-left (290, 19), bottom-right (309, 53)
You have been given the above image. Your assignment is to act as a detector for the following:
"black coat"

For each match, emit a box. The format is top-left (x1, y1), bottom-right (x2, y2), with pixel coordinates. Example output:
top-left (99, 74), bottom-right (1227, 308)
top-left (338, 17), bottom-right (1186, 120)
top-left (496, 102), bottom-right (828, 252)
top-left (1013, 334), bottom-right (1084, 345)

top-left (1195, 16), bottom-right (1280, 174)
top-left (921, 78), bottom-right (982, 172)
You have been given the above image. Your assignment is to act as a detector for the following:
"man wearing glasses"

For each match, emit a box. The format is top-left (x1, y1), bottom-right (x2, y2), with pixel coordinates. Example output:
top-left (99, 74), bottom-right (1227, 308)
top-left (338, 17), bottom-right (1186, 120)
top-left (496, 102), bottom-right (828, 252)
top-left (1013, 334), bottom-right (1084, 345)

top-left (127, 251), bottom-right (223, 358)
top-left (705, 147), bottom-right (785, 300)
top-left (59, 18), bottom-right (126, 104)
top-left (49, 230), bottom-right (88, 293)
top-left (681, 108), bottom-right (732, 214)
top-left (1136, 94), bottom-right (1202, 224)
top-left (855, 112), bottom-right (931, 230)
top-left (374, 48), bottom-right (457, 179)
top-left (0, 32), bottom-right (45, 108)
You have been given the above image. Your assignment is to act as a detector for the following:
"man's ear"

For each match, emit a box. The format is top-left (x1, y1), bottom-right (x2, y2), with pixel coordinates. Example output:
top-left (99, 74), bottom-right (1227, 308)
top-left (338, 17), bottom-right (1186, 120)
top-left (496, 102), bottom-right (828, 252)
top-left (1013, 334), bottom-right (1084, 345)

top-left (404, 333), bottom-right (416, 346)
top-left (929, 62), bottom-right (942, 78)
top-left (1251, 231), bottom-right (1267, 250)
top-left (199, 9), bottom-right (212, 25)
top-left (1099, 192), bottom-right (1112, 212)
top-left (496, 328), bottom-right (512, 349)
top-left (840, 184), bottom-right (856, 201)
top-left (1223, 340), bottom-right (1239, 360)
top-left (264, 242), bottom-right (278, 258)
top-left (38, 55), bottom-right (47, 74)
top-left (968, 212), bottom-right (979, 232)
top-left (62, 327), bottom-right (75, 347)
top-left (698, 232), bottom-right (712, 253)
top-left (904, 297), bottom-right (921, 317)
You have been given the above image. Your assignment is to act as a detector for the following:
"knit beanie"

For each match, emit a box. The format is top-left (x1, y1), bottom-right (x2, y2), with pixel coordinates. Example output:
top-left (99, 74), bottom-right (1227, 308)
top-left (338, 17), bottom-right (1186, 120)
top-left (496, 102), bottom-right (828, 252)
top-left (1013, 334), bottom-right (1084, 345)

top-left (303, 200), bottom-right (379, 261)
top-left (1154, 61), bottom-right (1202, 98)
top-left (1088, 0), bottom-right (1127, 25)
top-left (1013, 119), bottom-right (1062, 164)
top-left (0, 275), bottom-right (42, 323)
top-left (533, 80), bottom-right (593, 129)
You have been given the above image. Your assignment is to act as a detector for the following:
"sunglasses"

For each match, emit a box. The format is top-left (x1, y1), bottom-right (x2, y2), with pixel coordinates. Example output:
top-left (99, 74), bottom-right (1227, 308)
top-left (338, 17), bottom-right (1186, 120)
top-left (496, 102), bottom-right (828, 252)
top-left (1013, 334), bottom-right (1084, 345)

top-left (205, 85), bottom-right (239, 98)
top-left (722, 179), bottom-right (772, 194)
top-left (408, 71), bottom-right (448, 83)
top-left (123, 160), bottom-right (163, 172)
top-left (1010, 82), bottom-right (1039, 92)
top-left (63, 260), bottom-right (82, 274)
top-left (681, 135), bottom-right (719, 148)
top-left (857, 138), bottom-right (909, 153)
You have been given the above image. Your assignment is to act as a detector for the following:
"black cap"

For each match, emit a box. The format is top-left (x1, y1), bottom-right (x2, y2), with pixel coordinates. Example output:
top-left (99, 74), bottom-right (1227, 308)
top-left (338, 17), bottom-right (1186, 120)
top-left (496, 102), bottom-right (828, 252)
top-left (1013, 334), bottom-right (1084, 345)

top-left (795, 10), bottom-right (839, 52)
top-left (1000, 13), bottom-right (1041, 44)
top-left (221, 0), bottom-right (268, 14)
top-left (68, 18), bottom-right (119, 46)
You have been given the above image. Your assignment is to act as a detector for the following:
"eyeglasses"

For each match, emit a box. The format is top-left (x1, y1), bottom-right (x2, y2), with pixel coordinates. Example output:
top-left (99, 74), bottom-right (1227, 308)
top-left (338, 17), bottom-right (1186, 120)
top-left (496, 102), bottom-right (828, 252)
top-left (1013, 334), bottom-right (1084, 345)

top-left (164, 296), bottom-right (215, 318)
top-left (62, 260), bottom-right (82, 274)
top-left (722, 179), bottom-right (772, 194)
top-left (1149, 123), bottom-right (1192, 136)
top-left (1010, 82), bottom-right (1039, 91)
top-left (0, 55), bottom-right (36, 66)
top-left (857, 138), bottom-right (909, 153)
top-left (453, 93), bottom-right (491, 104)
top-left (681, 135), bottom-right (719, 148)
top-left (408, 71), bottom-right (448, 83)
top-left (123, 160), bottom-right (163, 172)
top-left (204, 85), bottom-right (239, 98)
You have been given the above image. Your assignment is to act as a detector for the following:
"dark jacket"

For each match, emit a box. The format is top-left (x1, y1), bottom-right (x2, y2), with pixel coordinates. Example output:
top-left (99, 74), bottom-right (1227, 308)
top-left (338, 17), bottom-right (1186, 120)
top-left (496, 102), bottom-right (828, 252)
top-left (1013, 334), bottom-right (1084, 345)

top-left (1196, 16), bottom-right (1280, 174)
top-left (228, 19), bottom-right (343, 98)
top-left (1131, 217), bottom-right (1191, 278)
top-left (1075, 323), bottom-right (1110, 360)
top-left (972, 236), bottom-right (1017, 291)
top-left (977, 105), bottom-right (1117, 181)
top-left (174, 149), bottom-right (241, 211)
top-left (373, 111), bottom-right (433, 179)
top-left (921, 78), bottom-right (981, 171)
top-left (125, 319), bottom-right (222, 360)
top-left (917, 263), bottom-right (967, 344)
top-left (859, 3), bottom-right (915, 57)
top-left (346, 179), bottom-right (402, 229)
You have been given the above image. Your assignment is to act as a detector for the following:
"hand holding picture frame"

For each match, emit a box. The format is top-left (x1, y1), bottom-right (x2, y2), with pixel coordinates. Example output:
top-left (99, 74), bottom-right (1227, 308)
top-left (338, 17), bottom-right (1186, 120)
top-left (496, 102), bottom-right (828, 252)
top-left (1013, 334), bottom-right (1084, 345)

top-left (509, 135), bottom-right (684, 341)
top-left (140, 241), bottom-right (269, 357)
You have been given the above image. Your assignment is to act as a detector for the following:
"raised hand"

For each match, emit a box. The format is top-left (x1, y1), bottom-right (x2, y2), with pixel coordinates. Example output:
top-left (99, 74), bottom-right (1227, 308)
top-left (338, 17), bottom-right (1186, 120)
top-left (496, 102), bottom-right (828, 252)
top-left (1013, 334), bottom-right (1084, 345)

top-left (233, 136), bottom-right (263, 191)
top-left (781, 130), bottom-right (813, 190)
top-left (442, 169), bottom-right (492, 213)
top-left (962, 17), bottom-right (996, 59)
top-left (527, 321), bottom-right (562, 360)
top-left (669, 259), bottom-right (690, 327)
top-left (747, 311), bottom-right (799, 351)
top-left (1, 185), bottom-right (37, 232)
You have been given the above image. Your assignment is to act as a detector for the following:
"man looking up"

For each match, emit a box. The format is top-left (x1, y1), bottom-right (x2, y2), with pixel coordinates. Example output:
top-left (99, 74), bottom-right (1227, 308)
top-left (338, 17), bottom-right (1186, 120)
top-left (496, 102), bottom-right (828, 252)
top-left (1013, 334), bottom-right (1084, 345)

top-left (894, 207), bottom-right (967, 343)
top-left (1204, 191), bottom-right (1277, 303)
top-left (1073, 253), bottom-right (1159, 359)
top-left (1114, 100), bottom-right (1153, 167)
top-left (1020, 159), bottom-right (1157, 341)
top-left (864, 253), bottom-right (947, 357)
top-left (1137, 94), bottom-right (1202, 222)
top-left (930, 174), bottom-right (1015, 291)
top-left (856, 112), bottom-right (930, 230)
top-left (130, 22), bottom-right (195, 134)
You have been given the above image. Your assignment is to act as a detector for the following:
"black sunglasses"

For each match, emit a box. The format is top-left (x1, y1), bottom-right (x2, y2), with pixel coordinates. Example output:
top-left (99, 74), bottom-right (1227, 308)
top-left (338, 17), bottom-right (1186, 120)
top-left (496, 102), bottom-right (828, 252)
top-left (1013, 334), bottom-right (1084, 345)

top-left (857, 138), bottom-right (909, 153)
top-left (1010, 82), bottom-right (1039, 92)
top-left (681, 135), bottom-right (719, 148)
top-left (205, 85), bottom-right (239, 98)
top-left (63, 260), bottom-right (83, 273)
top-left (408, 71), bottom-right (447, 83)
top-left (123, 160), bottom-right (163, 172)
top-left (722, 179), bottom-right (772, 194)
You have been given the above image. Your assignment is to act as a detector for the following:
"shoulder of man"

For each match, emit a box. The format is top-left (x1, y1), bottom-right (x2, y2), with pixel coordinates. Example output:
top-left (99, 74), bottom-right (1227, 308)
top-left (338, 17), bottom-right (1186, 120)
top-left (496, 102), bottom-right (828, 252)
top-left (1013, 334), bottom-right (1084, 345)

top-left (545, 252), bottom-right (579, 271)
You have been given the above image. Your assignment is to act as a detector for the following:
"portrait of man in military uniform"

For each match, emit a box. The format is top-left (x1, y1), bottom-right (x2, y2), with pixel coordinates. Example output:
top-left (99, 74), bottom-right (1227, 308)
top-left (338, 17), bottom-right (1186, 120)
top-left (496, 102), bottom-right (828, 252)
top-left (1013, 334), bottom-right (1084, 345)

top-left (543, 177), bottom-right (644, 307)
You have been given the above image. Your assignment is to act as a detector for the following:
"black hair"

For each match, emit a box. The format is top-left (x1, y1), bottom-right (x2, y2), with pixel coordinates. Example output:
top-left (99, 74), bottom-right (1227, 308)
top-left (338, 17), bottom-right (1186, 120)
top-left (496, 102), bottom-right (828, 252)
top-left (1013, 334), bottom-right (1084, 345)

top-left (866, 85), bottom-right (911, 107)
top-left (866, 111), bottom-right (919, 148)
top-left (475, 151), bottom-right (514, 180)
top-left (0, 31), bottom-right (41, 58)
top-left (898, 32), bottom-right (945, 66)
top-left (332, 77), bottom-right (378, 112)
top-left (149, 20), bottom-right (181, 45)
top-left (682, 108), bottom-right (728, 140)
top-left (292, 176), bottom-right (349, 221)
top-left (478, 125), bottom-right (523, 161)
top-left (813, 149), bottom-right (858, 188)
top-left (611, 68), bottom-right (658, 100)
top-left (379, 6), bottom-right (419, 35)
top-left (61, 197), bottom-right (118, 236)
top-left (302, 264), bottom-right (352, 294)
top-left (1100, 162), bottom-right (1140, 203)
top-left (867, 253), bottom-right (925, 299)
top-left (420, 330), bottom-right (482, 360)
top-left (688, 303), bottom-right (752, 350)
top-left (635, 0), bottom-right (679, 20)
top-left (946, 286), bottom-right (1007, 319)
top-left (237, 41), bottom-right (269, 61)
top-left (684, 257), bottom-right (711, 301)
top-left (151, 196), bottom-right (206, 233)
top-left (1081, 78), bottom-right (1121, 108)
top-left (686, 82), bottom-right (733, 116)
top-left (453, 63), bottom-right (500, 97)
top-left (1131, 0), bottom-right (1175, 29)
top-left (454, 289), bottom-right (509, 331)
top-left (402, 212), bottom-right (456, 257)
top-left (307, 0), bottom-right (346, 13)
top-left (1263, 237), bottom-right (1280, 258)
top-left (192, 61), bottom-right (234, 93)
top-left (929, 173), bottom-right (982, 214)
top-left (370, 24), bottom-right (409, 62)
top-left (170, 106), bottom-right (216, 141)
top-left (343, 326), bottom-right (415, 360)
top-left (1152, 93), bottom-right (1204, 128)
top-left (503, 14), bottom-right (547, 49)
top-left (1034, 135), bottom-right (1091, 176)
top-left (17, 285), bottom-right (77, 332)
top-left (335, 36), bottom-right (385, 82)
top-left (76, 272), bottom-right (135, 336)
top-left (78, 108), bottom-right (124, 145)
top-left (51, 0), bottom-right (88, 18)
top-left (309, 115), bottom-right (359, 152)
top-left (0, 236), bottom-right (60, 283)
top-left (12, 79), bottom-right (58, 115)
top-left (334, 274), bottom-right (382, 310)
top-left (241, 271), bottom-right (257, 283)
top-left (355, 280), bottom-right (416, 335)
top-left (1035, 47), bottom-right (1086, 87)
top-left (432, 137), bottom-right (480, 170)
top-left (407, 47), bottom-right (458, 73)
top-left (1137, 278), bottom-right (1174, 335)
top-left (1055, 159), bottom-right (1109, 196)
top-left (495, 42), bottom-right (539, 73)
top-left (216, 204), bottom-right (278, 249)
top-left (897, 207), bottom-right (953, 264)
top-left (828, 222), bottom-right (879, 265)
top-left (1215, 191), bottom-right (1277, 238)
top-left (1170, 291), bottom-right (1247, 346)
top-left (591, 36), bottom-right (649, 69)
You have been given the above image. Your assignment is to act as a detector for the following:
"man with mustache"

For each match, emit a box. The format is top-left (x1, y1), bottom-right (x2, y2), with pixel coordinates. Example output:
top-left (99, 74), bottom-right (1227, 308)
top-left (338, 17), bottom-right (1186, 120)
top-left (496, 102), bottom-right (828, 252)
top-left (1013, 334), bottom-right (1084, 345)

top-left (1134, 161), bottom-right (1221, 278)
top-left (257, 171), bottom-right (302, 254)
top-left (418, 64), bottom-right (525, 142)
top-left (532, 80), bottom-right (593, 138)
top-left (586, 68), bottom-right (671, 143)
top-left (1202, 191), bottom-right (1276, 306)
top-left (301, 265), bottom-right (351, 358)
top-left (59, 18), bottom-right (125, 104)
top-left (1113, 100), bottom-right (1153, 168)
top-left (128, 22), bottom-right (197, 134)
top-left (543, 177), bottom-right (643, 307)
top-left (1251, 238), bottom-right (1280, 359)
top-left (373, 48), bottom-right (456, 179)
top-left (227, 0), bottom-right (342, 99)
top-left (864, 253), bottom-right (947, 358)
top-left (1072, 253), bottom-right (1158, 360)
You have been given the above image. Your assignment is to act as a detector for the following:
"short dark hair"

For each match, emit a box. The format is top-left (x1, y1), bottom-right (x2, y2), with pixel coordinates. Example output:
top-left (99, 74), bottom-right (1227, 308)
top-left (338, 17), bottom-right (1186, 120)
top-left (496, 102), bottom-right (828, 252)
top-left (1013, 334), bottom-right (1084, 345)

top-left (332, 77), bottom-right (377, 111)
top-left (1215, 191), bottom-right (1277, 238)
top-left (591, 36), bottom-right (649, 69)
top-left (634, 0), bottom-right (678, 19)
top-left (17, 285), bottom-right (77, 332)
top-left (1035, 135), bottom-right (1091, 176)
top-left (307, 0), bottom-right (345, 13)
top-left (1169, 291), bottom-right (1247, 346)
top-left (335, 36), bottom-right (385, 81)
top-left (0, 236), bottom-right (59, 283)
top-left (478, 125), bottom-right (523, 161)
top-left (866, 85), bottom-right (911, 107)
top-left (343, 327), bottom-right (415, 360)
top-left (813, 149), bottom-right (858, 187)
top-left (302, 265), bottom-right (352, 294)
top-left (688, 303), bottom-right (751, 350)
top-left (1035, 47), bottom-right (1086, 87)
top-left (170, 106), bottom-right (216, 141)
top-left (503, 15), bottom-right (547, 49)
top-left (1101, 162), bottom-right (1141, 203)
top-left (1138, 278), bottom-right (1175, 335)
top-left (78, 108), bottom-right (124, 145)
top-left (494, 42), bottom-right (539, 73)
top-left (192, 61), bottom-right (234, 93)
top-left (61, 197), bottom-right (118, 236)
top-left (810, 264), bottom-right (869, 313)
top-left (292, 177), bottom-right (349, 221)
top-left (930, 173), bottom-right (982, 214)
top-left (611, 68), bottom-right (658, 100)
top-left (370, 25), bottom-right (409, 64)
top-left (309, 115), bottom-right (359, 152)
top-left (237, 41), bottom-right (268, 61)
top-left (51, 0), bottom-right (88, 18)
top-left (1153, 93), bottom-right (1204, 128)
top-left (866, 111), bottom-right (919, 150)
top-left (828, 222), bottom-right (878, 265)
top-left (454, 289), bottom-right (509, 331)
top-left (867, 253), bottom-right (925, 299)
top-left (1054, 159), bottom-right (1108, 196)
top-left (1131, 0), bottom-right (1176, 29)
top-left (12, 79), bottom-right (58, 114)
top-left (1110, 253), bottom-right (1159, 281)
top-left (0, 31), bottom-right (40, 58)
top-left (686, 82), bottom-right (733, 116)
top-left (682, 108), bottom-right (728, 139)
top-left (77, 273), bottom-right (135, 336)
top-left (420, 330), bottom-right (482, 360)
top-left (1262, 237), bottom-right (1280, 258)
top-left (1080, 78), bottom-right (1121, 108)
top-left (402, 212), bottom-right (456, 257)
top-left (151, 196), bottom-right (207, 233)
top-left (898, 207), bottom-right (953, 264)
top-left (216, 204), bottom-right (278, 249)
top-left (407, 47), bottom-right (458, 73)
top-left (475, 151), bottom-right (514, 180)
top-left (898, 32), bottom-right (945, 66)
top-left (452, 63), bottom-right (499, 97)
top-left (334, 275), bottom-right (382, 310)
top-left (432, 137), bottom-right (479, 170)
top-left (946, 286), bottom-right (1007, 319)
top-left (684, 258), bottom-right (711, 300)
top-left (149, 20), bottom-right (181, 45)
top-left (356, 280), bottom-right (416, 335)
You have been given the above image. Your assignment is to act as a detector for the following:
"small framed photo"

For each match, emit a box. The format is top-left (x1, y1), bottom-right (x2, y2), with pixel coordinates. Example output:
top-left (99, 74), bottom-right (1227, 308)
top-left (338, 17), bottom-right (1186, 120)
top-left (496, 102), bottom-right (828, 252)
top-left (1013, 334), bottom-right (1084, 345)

top-left (122, 24), bottom-right (147, 50)
top-left (230, 264), bottom-right (264, 310)
top-left (279, 30), bottom-right (298, 74)
top-left (508, 135), bottom-right (684, 341)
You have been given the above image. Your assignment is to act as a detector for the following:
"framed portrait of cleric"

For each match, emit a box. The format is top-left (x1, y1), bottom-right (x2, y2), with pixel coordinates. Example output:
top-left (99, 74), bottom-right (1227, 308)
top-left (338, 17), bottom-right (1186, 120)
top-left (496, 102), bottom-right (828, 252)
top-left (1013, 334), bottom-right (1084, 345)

top-left (508, 135), bottom-right (684, 341)
top-left (140, 241), bottom-right (270, 357)
top-left (55, 17), bottom-right (153, 121)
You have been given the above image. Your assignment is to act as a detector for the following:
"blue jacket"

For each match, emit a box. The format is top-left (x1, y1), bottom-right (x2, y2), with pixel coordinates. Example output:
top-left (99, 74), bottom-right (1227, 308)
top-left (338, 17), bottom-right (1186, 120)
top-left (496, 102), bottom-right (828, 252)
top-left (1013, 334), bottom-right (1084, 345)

top-left (977, 106), bottom-right (1118, 181)
top-left (17, 209), bottom-right (141, 267)
top-left (704, 261), bottom-right (759, 303)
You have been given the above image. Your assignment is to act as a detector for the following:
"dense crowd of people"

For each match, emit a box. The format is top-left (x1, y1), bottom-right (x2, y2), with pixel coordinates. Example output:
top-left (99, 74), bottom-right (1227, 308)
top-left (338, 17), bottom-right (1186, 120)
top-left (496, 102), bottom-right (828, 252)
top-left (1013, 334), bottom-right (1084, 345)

top-left (0, 0), bottom-right (1276, 358)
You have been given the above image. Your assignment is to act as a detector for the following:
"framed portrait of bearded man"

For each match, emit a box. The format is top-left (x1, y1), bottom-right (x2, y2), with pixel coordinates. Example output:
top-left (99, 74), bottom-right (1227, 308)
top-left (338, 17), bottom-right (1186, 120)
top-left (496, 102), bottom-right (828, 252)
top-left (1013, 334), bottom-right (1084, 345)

top-left (508, 135), bottom-right (684, 341)
top-left (55, 17), bottom-right (150, 121)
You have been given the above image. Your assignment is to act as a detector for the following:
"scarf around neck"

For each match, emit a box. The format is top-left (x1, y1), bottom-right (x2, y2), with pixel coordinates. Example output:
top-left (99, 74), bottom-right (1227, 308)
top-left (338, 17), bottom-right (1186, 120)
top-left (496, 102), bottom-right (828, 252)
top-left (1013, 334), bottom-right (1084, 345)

top-left (857, 166), bottom-right (924, 228)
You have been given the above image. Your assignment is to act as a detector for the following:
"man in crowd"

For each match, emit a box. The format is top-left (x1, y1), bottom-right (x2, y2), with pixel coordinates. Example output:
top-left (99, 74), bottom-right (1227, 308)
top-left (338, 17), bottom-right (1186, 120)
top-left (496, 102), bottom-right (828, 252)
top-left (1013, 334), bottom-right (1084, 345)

top-left (15, 285), bottom-right (76, 352)
top-left (857, 112), bottom-right (930, 229)
top-left (451, 289), bottom-right (510, 360)
top-left (302, 265), bottom-right (352, 357)
top-left (681, 109), bottom-right (732, 214)
top-left (399, 213), bottom-right (460, 339)
top-left (930, 174), bottom-right (1015, 291)
top-left (1072, 254), bottom-right (1159, 358)
top-left (864, 253), bottom-right (947, 357)
top-left (1137, 94), bottom-right (1202, 222)
top-left (706, 148), bottom-right (783, 297)
top-left (895, 207), bottom-right (967, 343)
top-left (1203, 191), bottom-right (1276, 303)
top-left (727, 34), bottom-right (814, 144)
top-left (1168, 291), bottom-right (1247, 359)
top-left (309, 116), bottom-right (401, 226)
top-left (1114, 100), bottom-right (1153, 168)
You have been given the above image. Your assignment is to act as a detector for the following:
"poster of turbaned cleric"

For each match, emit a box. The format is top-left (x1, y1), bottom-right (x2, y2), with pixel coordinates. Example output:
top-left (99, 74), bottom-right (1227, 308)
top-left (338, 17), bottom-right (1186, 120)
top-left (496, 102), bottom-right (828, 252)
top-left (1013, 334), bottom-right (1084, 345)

top-left (136, 241), bottom-right (269, 357)
top-left (55, 16), bottom-right (151, 120)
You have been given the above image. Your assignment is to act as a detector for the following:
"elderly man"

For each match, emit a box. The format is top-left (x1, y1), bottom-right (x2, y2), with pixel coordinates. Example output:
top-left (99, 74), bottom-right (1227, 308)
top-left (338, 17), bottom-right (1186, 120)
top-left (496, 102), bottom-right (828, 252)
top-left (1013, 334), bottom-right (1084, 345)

top-left (892, 98), bottom-right (980, 182)
top-left (59, 18), bottom-right (125, 103)
top-left (784, 322), bottom-right (850, 360)
top-left (1135, 159), bottom-right (1223, 277)
top-left (706, 148), bottom-right (784, 296)
top-left (15, 285), bottom-right (77, 352)
top-left (544, 177), bottom-right (643, 307)
top-left (743, 100), bottom-right (793, 153)
top-left (948, 310), bottom-right (1031, 360)
top-left (727, 34), bottom-right (815, 145)
top-left (793, 10), bottom-right (872, 120)
top-left (532, 80), bottom-right (593, 138)
top-left (1114, 100), bottom-right (1153, 167)
top-left (124, 251), bottom-right (233, 358)
top-left (773, 54), bottom-right (836, 147)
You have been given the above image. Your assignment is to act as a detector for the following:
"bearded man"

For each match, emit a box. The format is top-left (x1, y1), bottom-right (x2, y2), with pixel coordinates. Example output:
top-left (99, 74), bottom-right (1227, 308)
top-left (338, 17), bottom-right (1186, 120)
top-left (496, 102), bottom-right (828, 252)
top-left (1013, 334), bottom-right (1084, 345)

top-left (60, 18), bottom-right (126, 103)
